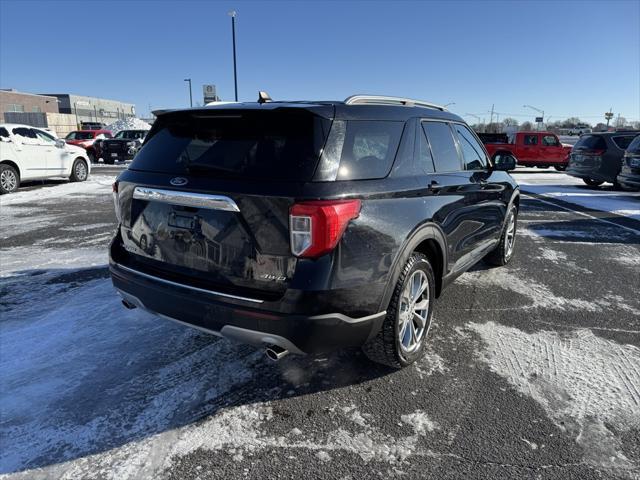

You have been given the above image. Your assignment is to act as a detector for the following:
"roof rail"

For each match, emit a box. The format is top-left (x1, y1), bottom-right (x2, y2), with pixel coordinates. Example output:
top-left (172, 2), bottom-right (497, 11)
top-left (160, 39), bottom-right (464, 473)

top-left (344, 95), bottom-right (447, 111)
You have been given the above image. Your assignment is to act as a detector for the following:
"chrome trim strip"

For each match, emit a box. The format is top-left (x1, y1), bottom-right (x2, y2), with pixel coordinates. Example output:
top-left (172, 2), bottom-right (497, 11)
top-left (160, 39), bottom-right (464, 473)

top-left (133, 187), bottom-right (240, 212)
top-left (308, 310), bottom-right (387, 324)
top-left (116, 263), bottom-right (263, 304)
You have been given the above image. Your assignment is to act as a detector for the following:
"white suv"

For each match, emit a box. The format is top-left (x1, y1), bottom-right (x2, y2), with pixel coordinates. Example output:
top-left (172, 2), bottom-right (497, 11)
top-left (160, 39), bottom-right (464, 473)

top-left (0, 123), bottom-right (91, 194)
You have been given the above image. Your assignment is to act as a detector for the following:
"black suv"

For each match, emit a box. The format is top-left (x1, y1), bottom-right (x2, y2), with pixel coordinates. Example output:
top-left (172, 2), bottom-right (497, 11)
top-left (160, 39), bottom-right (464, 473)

top-left (617, 134), bottom-right (640, 191)
top-left (102, 129), bottom-right (149, 164)
top-left (567, 131), bottom-right (639, 188)
top-left (109, 95), bottom-right (519, 368)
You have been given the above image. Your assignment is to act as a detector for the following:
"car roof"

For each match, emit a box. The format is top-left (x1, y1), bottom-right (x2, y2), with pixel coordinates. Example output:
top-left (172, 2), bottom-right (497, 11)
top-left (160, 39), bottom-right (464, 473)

top-left (0, 123), bottom-right (49, 129)
top-left (155, 100), bottom-right (465, 123)
top-left (584, 131), bottom-right (640, 136)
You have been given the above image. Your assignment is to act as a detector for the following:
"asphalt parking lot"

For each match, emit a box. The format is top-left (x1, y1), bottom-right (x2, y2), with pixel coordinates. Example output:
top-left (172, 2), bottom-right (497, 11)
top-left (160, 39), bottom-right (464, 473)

top-left (1, 170), bottom-right (639, 479)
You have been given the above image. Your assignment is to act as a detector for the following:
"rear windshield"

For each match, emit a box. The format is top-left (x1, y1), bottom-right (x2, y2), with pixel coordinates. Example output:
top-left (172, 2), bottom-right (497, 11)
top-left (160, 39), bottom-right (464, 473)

top-left (573, 135), bottom-right (606, 150)
top-left (626, 135), bottom-right (640, 154)
top-left (612, 135), bottom-right (638, 150)
top-left (130, 111), bottom-right (331, 181)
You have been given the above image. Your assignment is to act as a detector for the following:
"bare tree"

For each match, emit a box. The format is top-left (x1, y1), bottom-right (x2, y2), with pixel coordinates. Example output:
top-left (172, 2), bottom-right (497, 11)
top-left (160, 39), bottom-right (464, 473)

top-left (520, 121), bottom-right (533, 131)
top-left (502, 117), bottom-right (519, 127)
top-left (614, 116), bottom-right (627, 128)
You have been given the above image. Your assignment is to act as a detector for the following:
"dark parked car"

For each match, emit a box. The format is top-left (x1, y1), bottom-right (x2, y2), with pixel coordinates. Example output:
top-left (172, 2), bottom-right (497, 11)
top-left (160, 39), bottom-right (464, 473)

top-left (616, 135), bottom-right (640, 191)
top-left (101, 129), bottom-right (148, 164)
top-left (567, 131), bottom-right (640, 187)
top-left (109, 95), bottom-right (519, 368)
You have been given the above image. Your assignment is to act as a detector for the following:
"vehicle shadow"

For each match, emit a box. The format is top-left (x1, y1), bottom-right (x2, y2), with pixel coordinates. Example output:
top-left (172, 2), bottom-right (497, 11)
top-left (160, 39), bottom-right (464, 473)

top-left (0, 266), bottom-right (395, 475)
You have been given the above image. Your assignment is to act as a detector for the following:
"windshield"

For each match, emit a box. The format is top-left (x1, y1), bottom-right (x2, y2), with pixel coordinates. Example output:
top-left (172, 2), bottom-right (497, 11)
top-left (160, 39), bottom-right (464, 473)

top-left (66, 131), bottom-right (95, 140)
top-left (115, 130), bottom-right (147, 139)
top-left (129, 111), bottom-right (331, 181)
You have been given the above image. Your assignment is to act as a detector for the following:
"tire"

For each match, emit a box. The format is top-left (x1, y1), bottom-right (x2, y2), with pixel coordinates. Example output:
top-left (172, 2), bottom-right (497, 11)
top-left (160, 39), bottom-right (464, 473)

top-left (362, 253), bottom-right (435, 368)
top-left (0, 164), bottom-right (20, 194)
top-left (554, 165), bottom-right (567, 172)
top-left (486, 205), bottom-right (518, 266)
top-left (87, 150), bottom-right (96, 163)
top-left (69, 158), bottom-right (88, 182)
top-left (583, 178), bottom-right (604, 187)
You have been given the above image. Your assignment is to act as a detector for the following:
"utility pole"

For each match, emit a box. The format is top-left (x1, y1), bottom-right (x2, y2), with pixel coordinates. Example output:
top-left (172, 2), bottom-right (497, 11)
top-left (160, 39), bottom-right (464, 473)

top-left (489, 104), bottom-right (494, 125)
top-left (184, 78), bottom-right (193, 107)
top-left (228, 10), bottom-right (238, 101)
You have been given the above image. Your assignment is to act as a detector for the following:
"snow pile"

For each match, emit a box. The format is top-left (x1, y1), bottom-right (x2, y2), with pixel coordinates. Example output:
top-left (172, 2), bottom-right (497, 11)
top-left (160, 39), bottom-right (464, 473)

top-left (469, 321), bottom-right (640, 468)
top-left (105, 118), bottom-right (151, 134)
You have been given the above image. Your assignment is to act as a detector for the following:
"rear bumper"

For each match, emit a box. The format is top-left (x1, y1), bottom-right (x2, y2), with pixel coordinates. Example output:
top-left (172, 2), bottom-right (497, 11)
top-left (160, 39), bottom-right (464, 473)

top-left (566, 167), bottom-right (612, 183)
top-left (617, 170), bottom-right (640, 190)
top-left (109, 260), bottom-right (385, 355)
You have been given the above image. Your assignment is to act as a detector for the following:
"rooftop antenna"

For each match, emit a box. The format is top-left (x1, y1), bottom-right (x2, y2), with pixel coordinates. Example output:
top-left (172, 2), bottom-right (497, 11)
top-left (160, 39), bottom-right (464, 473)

top-left (257, 91), bottom-right (272, 104)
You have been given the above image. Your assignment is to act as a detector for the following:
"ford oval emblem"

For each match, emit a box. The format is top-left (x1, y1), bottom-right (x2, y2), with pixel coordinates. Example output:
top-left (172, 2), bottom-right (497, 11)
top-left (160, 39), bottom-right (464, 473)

top-left (170, 177), bottom-right (188, 186)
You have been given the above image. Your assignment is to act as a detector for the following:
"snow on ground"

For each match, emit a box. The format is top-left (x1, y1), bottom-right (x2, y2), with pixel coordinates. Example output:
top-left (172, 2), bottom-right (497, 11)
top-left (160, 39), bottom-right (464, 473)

top-left (514, 172), bottom-right (640, 220)
top-left (469, 321), bottom-right (640, 469)
top-left (0, 176), bottom-right (113, 207)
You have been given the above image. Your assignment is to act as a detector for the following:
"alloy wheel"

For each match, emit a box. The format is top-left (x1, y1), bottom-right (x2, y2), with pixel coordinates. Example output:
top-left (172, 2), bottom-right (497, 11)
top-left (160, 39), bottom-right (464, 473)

top-left (75, 161), bottom-right (87, 181)
top-left (398, 270), bottom-right (430, 353)
top-left (1, 169), bottom-right (17, 192)
top-left (505, 210), bottom-right (516, 258)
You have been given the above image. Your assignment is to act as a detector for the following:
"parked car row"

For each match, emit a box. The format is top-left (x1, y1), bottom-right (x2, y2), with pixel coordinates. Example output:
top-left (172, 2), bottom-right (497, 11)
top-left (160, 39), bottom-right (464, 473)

top-left (64, 128), bottom-right (149, 164)
top-left (477, 127), bottom-right (640, 190)
top-left (566, 131), bottom-right (640, 189)
top-left (0, 123), bottom-right (90, 194)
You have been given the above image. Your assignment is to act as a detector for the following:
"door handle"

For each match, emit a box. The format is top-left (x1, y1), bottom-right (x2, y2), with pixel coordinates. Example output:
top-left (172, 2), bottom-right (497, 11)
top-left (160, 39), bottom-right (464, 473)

top-left (428, 180), bottom-right (442, 193)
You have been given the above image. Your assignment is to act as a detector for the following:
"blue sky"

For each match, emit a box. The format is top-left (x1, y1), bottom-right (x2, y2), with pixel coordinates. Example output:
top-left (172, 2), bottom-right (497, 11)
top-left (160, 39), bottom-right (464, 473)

top-left (1, 0), bottom-right (638, 123)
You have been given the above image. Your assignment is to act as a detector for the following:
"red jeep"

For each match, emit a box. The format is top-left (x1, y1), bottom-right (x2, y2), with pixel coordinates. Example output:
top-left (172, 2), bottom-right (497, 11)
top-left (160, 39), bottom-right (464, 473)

top-left (65, 129), bottom-right (112, 163)
top-left (483, 131), bottom-right (573, 171)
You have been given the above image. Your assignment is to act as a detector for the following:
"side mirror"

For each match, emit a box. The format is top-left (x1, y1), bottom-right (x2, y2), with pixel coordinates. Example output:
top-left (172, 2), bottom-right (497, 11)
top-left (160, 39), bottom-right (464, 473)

top-left (493, 153), bottom-right (517, 171)
top-left (55, 139), bottom-right (66, 148)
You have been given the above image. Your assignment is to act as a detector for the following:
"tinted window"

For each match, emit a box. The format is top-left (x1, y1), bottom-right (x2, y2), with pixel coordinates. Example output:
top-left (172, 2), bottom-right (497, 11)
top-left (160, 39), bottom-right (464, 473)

top-left (422, 122), bottom-right (461, 172)
top-left (130, 111), bottom-right (331, 181)
top-left (335, 121), bottom-right (404, 180)
top-left (574, 135), bottom-right (606, 150)
top-left (417, 125), bottom-right (435, 173)
top-left (625, 135), bottom-right (640, 154)
top-left (12, 127), bottom-right (38, 139)
top-left (612, 136), bottom-right (637, 150)
top-left (524, 135), bottom-right (538, 145)
top-left (454, 124), bottom-right (487, 170)
top-left (0, 127), bottom-right (9, 139)
top-left (542, 135), bottom-right (559, 147)
top-left (35, 130), bottom-right (55, 144)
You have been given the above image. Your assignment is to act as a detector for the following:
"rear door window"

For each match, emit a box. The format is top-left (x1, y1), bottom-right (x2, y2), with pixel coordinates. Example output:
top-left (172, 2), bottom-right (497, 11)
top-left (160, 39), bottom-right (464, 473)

top-left (12, 127), bottom-right (39, 144)
top-left (542, 135), bottom-right (559, 146)
top-left (625, 135), bottom-right (640, 154)
top-left (453, 124), bottom-right (488, 170)
top-left (612, 136), bottom-right (637, 150)
top-left (422, 122), bottom-right (461, 172)
top-left (0, 127), bottom-right (9, 140)
top-left (523, 134), bottom-right (538, 145)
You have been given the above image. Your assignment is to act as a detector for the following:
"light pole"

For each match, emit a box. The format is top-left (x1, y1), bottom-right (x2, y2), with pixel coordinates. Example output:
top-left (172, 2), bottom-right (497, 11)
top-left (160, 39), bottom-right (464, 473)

top-left (184, 78), bottom-right (193, 107)
top-left (523, 104), bottom-right (544, 130)
top-left (228, 10), bottom-right (238, 101)
top-left (74, 100), bottom-right (89, 128)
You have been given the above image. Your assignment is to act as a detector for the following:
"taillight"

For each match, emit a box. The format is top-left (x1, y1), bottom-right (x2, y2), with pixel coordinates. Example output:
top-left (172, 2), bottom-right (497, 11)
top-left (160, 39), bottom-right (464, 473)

top-left (112, 182), bottom-right (121, 222)
top-left (582, 149), bottom-right (605, 156)
top-left (289, 200), bottom-right (361, 258)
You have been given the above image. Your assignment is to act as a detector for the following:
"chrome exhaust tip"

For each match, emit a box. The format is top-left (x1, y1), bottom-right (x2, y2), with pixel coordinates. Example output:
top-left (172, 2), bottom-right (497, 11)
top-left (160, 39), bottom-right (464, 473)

top-left (265, 345), bottom-right (289, 361)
